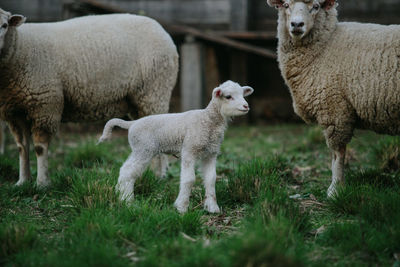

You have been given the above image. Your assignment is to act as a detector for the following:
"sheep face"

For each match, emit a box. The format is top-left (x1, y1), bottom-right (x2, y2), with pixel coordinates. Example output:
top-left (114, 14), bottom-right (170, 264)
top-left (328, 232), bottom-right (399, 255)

top-left (0, 9), bottom-right (25, 54)
top-left (212, 81), bottom-right (254, 117)
top-left (266, 0), bottom-right (336, 40)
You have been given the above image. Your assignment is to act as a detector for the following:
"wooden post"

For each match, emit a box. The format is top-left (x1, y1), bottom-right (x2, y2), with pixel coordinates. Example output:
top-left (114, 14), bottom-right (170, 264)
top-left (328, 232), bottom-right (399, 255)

top-left (230, 0), bottom-right (248, 31)
top-left (180, 35), bottom-right (204, 112)
top-left (204, 47), bottom-right (221, 103)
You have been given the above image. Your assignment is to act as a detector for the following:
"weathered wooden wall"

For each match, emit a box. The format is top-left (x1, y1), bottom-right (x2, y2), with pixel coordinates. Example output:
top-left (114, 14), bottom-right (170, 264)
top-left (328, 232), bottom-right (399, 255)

top-left (2, 0), bottom-right (400, 26)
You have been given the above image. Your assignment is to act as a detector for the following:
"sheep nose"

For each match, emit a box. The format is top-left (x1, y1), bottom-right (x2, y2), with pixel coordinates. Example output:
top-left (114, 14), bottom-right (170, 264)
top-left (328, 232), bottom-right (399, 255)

top-left (291, 22), bottom-right (304, 28)
top-left (243, 105), bottom-right (249, 110)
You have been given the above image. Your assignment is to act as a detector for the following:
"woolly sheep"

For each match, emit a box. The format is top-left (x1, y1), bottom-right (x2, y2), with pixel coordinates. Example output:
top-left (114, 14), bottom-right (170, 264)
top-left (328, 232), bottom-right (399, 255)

top-left (0, 9), bottom-right (178, 187)
top-left (98, 81), bottom-right (254, 213)
top-left (266, 0), bottom-right (400, 197)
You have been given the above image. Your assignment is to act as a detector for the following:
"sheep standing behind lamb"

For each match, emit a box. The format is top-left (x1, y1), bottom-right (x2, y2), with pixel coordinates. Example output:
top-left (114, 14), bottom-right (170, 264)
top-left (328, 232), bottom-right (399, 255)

top-left (0, 9), bottom-right (178, 187)
top-left (266, 0), bottom-right (400, 197)
top-left (98, 81), bottom-right (254, 213)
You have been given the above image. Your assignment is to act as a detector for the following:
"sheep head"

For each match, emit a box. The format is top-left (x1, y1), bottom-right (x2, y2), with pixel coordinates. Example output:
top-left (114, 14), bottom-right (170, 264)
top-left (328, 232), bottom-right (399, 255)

top-left (267, 0), bottom-right (337, 40)
top-left (0, 8), bottom-right (26, 54)
top-left (212, 80), bottom-right (254, 117)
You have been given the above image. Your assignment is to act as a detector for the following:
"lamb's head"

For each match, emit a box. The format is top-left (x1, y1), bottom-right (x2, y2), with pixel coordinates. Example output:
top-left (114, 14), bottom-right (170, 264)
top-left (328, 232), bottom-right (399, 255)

top-left (267, 0), bottom-right (337, 41)
top-left (212, 80), bottom-right (254, 117)
top-left (0, 8), bottom-right (25, 54)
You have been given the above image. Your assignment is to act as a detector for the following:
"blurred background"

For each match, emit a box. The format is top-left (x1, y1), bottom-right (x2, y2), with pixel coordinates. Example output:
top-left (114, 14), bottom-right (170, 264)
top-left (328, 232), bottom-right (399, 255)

top-left (1, 0), bottom-right (400, 124)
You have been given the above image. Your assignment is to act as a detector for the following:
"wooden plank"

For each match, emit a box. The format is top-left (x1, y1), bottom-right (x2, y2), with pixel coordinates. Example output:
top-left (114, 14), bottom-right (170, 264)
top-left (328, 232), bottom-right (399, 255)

top-left (168, 24), bottom-right (277, 59)
top-left (180, 37), bottom-right (204, 111)
top-left (230, 0), bottom-right (248, 31)
top-left (216, 31), bottom-right (276, 40)
top-left (91, 0), bottom-right (230, 25)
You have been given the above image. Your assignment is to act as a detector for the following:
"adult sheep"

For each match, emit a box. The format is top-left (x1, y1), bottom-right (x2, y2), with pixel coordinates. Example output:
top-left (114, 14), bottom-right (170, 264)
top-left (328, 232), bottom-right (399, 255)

top-left (266, 0), bottom-right (400, 197)
top-left (0, 9), bottom-right (178, 187)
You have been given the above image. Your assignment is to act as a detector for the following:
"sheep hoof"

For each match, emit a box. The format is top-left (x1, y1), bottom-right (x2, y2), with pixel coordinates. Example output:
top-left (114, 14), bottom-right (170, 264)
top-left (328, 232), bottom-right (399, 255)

top-left (204, 199), bottom-right (220, 213)
top-left (36, 179), bottom-right (52, 189)
top-left (15, 179), bottom-right (28, 187)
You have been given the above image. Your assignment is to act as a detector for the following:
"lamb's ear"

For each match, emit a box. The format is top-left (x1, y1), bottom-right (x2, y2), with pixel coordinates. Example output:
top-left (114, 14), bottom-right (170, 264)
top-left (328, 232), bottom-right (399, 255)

top-left (266, 0), bottom-right (284, 8)
top-left (321, 0), bottom-right (336, 10)
top-left (9, 15), bottom-right (26, 27)
top-left (213, 87), bottom-right (223, 98)
top-left (242, 86), bottom-right (254, 97)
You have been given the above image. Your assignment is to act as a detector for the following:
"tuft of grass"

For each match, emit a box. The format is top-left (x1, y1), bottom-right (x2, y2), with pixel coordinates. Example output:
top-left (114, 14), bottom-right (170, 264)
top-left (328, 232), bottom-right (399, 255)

top-left (219, 156), bottom-right (289, 206)
top-left (64, 141), bottom-right (115, 168)
top-left (0, 224), bottom-right (38, 259)
top-left (371, 136), bottom-right (400, 171)
top-left (0, 155), bottom-right (19, 181)
top-left (68, 168), bottom-right (120, 210)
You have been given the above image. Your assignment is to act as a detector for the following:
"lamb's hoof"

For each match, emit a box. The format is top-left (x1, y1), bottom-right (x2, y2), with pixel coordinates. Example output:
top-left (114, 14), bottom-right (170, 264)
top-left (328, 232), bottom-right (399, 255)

top-left (119, 193), bottom-right (134, 204)
top-left (174, 201), bottom-right (188, 214)
top-left (327, 184), bottom-right (338, 199)
top-left (204, 199), bottom-right (220, 213)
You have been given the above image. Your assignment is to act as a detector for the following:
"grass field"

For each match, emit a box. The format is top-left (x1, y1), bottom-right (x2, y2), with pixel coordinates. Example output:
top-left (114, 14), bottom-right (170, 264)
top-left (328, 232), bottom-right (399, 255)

top-left (1, 124), bottom-right (399, 266)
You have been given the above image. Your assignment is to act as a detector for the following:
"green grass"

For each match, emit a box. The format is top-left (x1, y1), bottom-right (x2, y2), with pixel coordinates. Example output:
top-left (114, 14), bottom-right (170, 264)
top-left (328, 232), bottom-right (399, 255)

top-left (1, 124), bottom-right (399, 266)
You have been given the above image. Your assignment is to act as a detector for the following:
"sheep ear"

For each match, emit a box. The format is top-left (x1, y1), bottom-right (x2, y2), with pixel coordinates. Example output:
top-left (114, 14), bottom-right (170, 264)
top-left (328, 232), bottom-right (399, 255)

top-left (242, 86), bottom-right (254, 97)
top-left (321, 0), bottom-right (336, 10)
top-left (9, 15), bottom-right (26, 27)
top-left (213, 88), bottom-right (223, 98)
top-left (266, 0), bottom-right (284, 8)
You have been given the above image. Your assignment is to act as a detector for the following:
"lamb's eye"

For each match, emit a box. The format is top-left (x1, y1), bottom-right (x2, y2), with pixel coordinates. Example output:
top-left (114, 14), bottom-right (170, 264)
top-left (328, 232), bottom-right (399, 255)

top-left (225, 95), bottom-right (233, 100)
top-left (283, 3), bottom-right (289, 8)
top-left (1, 23), bottom-right (7, 29)
top-left (313, 3), bottom-right (320, 9)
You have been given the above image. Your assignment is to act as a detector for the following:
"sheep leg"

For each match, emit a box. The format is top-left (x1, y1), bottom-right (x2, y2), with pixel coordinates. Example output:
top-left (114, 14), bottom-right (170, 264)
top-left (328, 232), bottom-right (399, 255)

top-left (327, 146), bottom-right (346, 198)
top-left (0, 121), bottom-right (6, 154)
top-left (116, 153), bottom-right (151, 203)
top-left (174, 153), bottom-right (196, 213)
top-left (8, 120), bottom-right (31, 186)
top-left (32, 132), bottom-right (51, 188)
top-left (201, 156), bottom-right (220, 213)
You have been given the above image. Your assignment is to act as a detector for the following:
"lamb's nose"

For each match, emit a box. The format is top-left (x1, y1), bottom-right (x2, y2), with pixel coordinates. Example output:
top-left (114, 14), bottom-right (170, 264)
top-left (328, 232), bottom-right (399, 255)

top-left (243, 105), bottom-right (249, 110)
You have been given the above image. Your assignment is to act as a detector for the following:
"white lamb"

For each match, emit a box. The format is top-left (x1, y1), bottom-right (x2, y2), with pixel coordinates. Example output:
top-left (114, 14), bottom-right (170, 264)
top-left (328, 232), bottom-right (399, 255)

top-left (98, 81), bottom-right (254, 213)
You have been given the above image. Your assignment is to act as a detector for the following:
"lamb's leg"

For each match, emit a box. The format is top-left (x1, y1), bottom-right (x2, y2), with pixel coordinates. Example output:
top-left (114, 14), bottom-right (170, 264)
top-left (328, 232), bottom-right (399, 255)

top-left (8, 120), bottom-right (31, 186)
top-left (151, 153), bottom-right (169, 178)
top-left (0, 121), bottom-right (6, 155)
top-left (116, 153), bottom-right (151, 203)
top-left (32, 131), bottom-right (51, 188)
top-left (174, 153), bottom-right (196, 213)
top-left (201, 156), bottom-right (220, 213)
top-left (327, 146), bottom-right (346, 198)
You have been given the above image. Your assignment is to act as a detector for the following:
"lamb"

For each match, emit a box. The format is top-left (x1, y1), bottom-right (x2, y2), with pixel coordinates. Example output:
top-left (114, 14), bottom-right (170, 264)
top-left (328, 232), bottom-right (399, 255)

top-left (266, 0), bottom-right (400, 197)
top-left (0, 8), bottom-right (178, 187)
top-left (98, 81), bottom-right (254, 213)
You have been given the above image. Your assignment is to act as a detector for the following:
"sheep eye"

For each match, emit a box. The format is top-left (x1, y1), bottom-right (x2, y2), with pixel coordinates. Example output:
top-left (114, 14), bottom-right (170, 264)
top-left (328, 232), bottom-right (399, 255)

top-left (283, 3), bottom-right (289, 8)
top-left (1, 23), bottom-right (7, 29)
top-left (225, 95), bottom-right (233, 100)
top-left (313, 3), bottom-right (320, 9)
